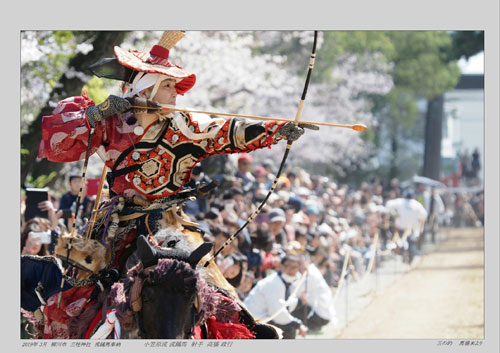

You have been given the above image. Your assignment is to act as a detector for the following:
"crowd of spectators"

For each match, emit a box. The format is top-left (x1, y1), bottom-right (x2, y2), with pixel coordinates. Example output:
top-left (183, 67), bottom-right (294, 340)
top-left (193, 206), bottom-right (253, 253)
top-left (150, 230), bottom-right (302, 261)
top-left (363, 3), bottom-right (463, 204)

top-left (459, 148), bottom-right (482, 187)
top-left (20, 152), bottom-right (485, 337)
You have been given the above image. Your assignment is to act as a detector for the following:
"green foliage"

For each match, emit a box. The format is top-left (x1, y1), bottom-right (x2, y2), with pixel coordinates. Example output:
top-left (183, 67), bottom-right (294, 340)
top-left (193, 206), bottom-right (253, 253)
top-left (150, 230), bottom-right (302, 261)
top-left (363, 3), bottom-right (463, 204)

top-left (25, 172), bottom-right (57, 189)
top-left (449, 31), bottom-right (484, 60)
top-left (366, 31), bottom-right (463, 181)
top-left (386, 31), bottom-right (461, 99)
top-left (360, 125), bottom-right (376, 144)
top-left (21, 31), bottom-right (80, 129)
top-left (384, 87), bottom-right (419, 129)
top-left (22, 30), bottom-right (476, 186)
top-left (325, 31), bottom-right (394, 56)
top-left (253, 31), bottom-right (394, 83)
top-left (53, 31), bottom-right (74, 45)
top-left (315, 31), bottom-right (395, 81)
top-left (83, 76), bottom-right (114, 104)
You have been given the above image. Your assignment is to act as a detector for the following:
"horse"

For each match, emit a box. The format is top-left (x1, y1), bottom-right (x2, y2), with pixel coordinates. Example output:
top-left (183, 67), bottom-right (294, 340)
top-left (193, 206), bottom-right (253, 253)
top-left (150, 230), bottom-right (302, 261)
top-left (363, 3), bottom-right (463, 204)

top-left (21, 198), bottom-right (280, 339)
top-left (107, 227), bottom-right (281, 339)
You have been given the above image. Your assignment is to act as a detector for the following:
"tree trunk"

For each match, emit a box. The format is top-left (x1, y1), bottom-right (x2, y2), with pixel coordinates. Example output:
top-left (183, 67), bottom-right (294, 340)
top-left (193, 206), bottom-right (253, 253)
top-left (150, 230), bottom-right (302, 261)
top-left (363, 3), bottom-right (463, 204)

top-left (389, 128), bottom-right (399, 180)
top-left (21, 31), bottom-right (128, 187)
top-left (423, 95), bottom-right (444, 180)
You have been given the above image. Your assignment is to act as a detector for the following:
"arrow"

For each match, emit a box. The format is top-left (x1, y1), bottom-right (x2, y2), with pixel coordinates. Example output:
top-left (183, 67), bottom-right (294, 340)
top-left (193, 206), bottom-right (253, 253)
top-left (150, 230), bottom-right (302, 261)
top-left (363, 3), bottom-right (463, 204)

top-left (130, 105), bottom-right (367, 132)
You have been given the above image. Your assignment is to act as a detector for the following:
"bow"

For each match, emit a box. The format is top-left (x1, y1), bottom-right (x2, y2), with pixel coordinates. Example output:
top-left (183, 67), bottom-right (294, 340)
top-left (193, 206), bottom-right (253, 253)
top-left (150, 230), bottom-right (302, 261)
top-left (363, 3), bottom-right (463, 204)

top-left (204, 31), bottom-right (319, 266)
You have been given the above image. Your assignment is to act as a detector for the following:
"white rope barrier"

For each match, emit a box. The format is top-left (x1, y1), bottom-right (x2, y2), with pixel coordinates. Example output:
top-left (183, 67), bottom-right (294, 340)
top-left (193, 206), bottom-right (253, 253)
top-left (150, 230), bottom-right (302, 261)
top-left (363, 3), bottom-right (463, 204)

top-left (332, 248), bottom-right (351, 303)
top-left (257, 232), bottom-right (389, 325)
top-left (342, 233), bottom-right (380, 283)
top-left (361, 232), bottom-right (379, 281)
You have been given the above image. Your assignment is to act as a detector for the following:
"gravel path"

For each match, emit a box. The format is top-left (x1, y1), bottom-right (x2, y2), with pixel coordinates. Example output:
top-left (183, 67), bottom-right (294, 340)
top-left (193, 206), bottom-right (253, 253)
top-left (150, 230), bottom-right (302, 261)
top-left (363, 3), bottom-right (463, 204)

top-left (326, 227), bottom-right (484, 339)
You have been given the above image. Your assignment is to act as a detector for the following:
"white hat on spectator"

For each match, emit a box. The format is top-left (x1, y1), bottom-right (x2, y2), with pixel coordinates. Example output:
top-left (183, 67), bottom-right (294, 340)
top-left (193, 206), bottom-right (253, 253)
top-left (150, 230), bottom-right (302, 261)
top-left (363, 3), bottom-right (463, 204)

top-left (267, 193), bottom-right (280, 205)
top-left (318, 223), bottom-right (334, 236)
top-left (269, 208), bottom-right (286, 223)
top-left (296, 187), bottom-right (311, 197)
top-left (347, 229), bottom-right (358, 239)
top-left (327, 215), bottom-right (339, 225)
top-left (367, 202), bottom-right (378, 213)
top-left (262, 159), bottom-right (274, 168)
top-left (326, 216), bottom-right (342, 233)
top-left (327, 209), bottom-right (338, 217)
top-left (339, 218), bottom-right (349, 227)
top-left (277, 190), bottom-right (290, 202)
top-left (287, 240), bottom-right (303, 253)
top-left (319, 236), bottom-right (329, 248)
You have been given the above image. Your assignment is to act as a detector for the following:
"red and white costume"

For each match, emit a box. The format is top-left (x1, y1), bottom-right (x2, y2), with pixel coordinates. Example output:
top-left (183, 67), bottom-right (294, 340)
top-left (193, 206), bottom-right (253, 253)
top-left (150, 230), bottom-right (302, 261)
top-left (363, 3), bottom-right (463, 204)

top-left (29, 31), bottom-right (286, 340)
top-left (38, 91), bottom-right (286, 201)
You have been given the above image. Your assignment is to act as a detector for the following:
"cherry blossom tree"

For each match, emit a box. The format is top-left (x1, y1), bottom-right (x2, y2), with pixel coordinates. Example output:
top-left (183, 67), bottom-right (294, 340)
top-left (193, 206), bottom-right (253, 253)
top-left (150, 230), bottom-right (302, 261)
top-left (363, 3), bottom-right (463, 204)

top-left (21, 30), bottom-right (393, 187)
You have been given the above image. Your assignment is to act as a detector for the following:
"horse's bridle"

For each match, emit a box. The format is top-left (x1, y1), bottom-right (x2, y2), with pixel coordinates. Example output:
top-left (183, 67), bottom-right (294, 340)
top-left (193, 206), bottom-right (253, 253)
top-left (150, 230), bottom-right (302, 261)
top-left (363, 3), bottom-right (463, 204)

top-left (126, 261), bottom-right (204, 339)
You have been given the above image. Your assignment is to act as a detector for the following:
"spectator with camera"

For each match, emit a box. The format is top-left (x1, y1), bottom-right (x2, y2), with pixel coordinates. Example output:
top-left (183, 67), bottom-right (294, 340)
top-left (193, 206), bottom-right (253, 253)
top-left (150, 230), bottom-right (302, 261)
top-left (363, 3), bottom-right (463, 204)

top-left (21, 191), bottom-right (62, 256)
top-left (58, 172), bottom-right (91, 228)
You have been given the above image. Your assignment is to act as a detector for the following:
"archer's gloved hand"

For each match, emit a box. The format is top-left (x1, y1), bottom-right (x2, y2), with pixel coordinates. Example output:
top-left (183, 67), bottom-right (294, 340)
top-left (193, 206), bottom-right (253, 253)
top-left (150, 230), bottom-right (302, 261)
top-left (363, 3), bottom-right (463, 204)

top-left (86, 95), bottom-right (132, 127)
top-left (276, 122), bottom-right (319, 142)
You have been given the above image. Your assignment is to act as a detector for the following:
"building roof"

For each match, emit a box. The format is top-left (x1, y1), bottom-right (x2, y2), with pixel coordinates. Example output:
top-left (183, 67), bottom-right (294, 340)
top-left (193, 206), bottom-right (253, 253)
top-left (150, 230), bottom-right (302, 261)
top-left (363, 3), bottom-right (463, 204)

top-left (455, 74), bottom-right (484, 90)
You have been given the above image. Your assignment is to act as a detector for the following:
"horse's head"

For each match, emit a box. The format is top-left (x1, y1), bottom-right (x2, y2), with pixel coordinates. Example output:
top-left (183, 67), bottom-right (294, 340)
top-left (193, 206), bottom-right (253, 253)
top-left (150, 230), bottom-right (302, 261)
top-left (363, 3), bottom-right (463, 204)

top-left (54, 233), bottom-right (109, 281)
top-left (136, 259), bottom-right (200, 338)
top-left (122, 236), bottom-right (213, 339)
top-left (111, 231), bottom-right (281, 339)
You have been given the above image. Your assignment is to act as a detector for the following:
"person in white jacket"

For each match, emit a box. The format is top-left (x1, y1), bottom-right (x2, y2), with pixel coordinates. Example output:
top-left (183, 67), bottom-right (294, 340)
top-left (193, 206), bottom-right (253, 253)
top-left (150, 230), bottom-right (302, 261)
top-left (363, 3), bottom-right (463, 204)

top-left (291, 259), bottom-right (337, 331)
top-left (386, 189), bottom-right (428, 263)
top-left (243, 254), bottom-right (307, 339)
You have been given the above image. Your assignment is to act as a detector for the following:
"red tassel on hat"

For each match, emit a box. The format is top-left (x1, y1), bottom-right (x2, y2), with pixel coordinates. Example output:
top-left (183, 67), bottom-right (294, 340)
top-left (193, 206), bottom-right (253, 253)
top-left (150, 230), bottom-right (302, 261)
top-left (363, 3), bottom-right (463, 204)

top-left (149, 45), bottom-right (170, 60)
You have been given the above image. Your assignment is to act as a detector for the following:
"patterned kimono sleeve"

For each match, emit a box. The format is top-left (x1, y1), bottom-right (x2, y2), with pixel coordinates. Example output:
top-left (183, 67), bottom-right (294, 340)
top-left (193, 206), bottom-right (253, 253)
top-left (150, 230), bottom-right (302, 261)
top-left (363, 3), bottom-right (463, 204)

top-left (206, 117), bottom-right (287, 156)
top-left (37, 92), bottom-right (108, 163)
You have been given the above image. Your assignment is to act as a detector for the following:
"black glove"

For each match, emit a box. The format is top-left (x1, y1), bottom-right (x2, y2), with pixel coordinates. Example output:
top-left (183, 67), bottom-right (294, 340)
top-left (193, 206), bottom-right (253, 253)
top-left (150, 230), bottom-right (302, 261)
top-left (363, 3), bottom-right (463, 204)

top-left (86, 95), bottom-right (132, 127)
top-left (276, 122), bottom-right (319, 142)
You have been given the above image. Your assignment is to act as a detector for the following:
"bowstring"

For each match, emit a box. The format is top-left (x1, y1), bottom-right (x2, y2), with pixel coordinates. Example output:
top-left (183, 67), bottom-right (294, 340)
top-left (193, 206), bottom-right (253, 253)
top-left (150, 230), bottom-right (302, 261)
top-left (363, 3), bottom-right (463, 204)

top-left (204, 31), bottom-right (319, 267)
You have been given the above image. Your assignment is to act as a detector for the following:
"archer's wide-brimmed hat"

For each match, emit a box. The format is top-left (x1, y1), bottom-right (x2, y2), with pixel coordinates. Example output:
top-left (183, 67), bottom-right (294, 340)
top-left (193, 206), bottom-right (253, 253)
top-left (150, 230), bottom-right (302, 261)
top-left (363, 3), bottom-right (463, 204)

top-left (90, 31), bottom-right (196, 95)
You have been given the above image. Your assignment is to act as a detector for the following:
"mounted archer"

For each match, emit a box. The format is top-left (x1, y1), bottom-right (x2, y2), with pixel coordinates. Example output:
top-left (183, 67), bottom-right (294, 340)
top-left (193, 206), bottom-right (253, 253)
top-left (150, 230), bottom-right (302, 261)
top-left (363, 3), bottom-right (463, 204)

top-left (25, 31), bottom-right (318, 339)
top-left (39, 31), bottom-right (310, 201)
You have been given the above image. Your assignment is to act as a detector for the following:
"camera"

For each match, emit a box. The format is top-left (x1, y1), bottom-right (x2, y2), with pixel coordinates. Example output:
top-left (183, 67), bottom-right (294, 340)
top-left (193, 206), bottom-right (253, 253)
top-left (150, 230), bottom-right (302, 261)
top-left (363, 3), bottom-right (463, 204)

top-left (30, 230), bottom-right (52, 244)
top-left (24, 188), bottom-right (49, 221)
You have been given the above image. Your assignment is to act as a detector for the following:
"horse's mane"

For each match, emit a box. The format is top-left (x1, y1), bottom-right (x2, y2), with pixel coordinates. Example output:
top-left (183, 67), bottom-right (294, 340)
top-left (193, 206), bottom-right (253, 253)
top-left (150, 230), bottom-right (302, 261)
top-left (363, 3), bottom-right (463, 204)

top-left (111, 263), bottom-right (240, 328)
top-left (111, 226), bottom-right (241, 331)
top-left (146, 258), bottom-right (198, 294)
top-left (196, 275), bottom-right (241, 323)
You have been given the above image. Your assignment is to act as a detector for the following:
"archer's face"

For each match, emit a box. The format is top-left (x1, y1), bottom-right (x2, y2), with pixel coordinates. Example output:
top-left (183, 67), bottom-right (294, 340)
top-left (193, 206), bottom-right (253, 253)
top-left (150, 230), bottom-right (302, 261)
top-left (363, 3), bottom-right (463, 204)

top-left (151, 78), bottom-right (177, 105)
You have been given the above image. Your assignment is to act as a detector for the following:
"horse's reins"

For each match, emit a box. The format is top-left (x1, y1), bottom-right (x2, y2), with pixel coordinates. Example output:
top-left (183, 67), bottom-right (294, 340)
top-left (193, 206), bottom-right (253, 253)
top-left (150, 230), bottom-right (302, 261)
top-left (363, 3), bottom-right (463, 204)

top-left (56, 254), bottom-right (105, 292)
